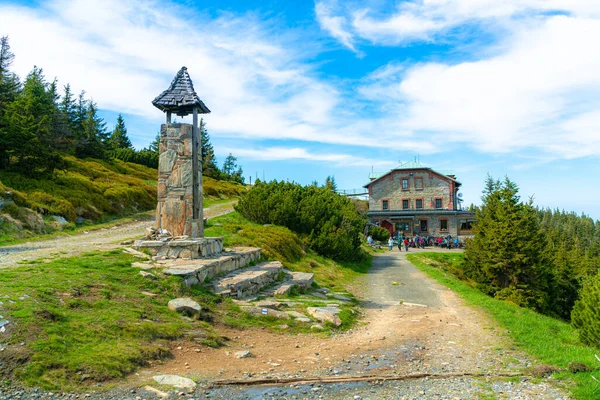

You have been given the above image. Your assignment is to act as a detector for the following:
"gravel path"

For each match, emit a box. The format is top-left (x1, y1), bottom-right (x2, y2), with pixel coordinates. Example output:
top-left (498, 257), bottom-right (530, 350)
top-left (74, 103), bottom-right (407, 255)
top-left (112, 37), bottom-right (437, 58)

top-left (0, 238), bottom-right (572, 399)
top-left (0, 201), bottom-right (237, 268)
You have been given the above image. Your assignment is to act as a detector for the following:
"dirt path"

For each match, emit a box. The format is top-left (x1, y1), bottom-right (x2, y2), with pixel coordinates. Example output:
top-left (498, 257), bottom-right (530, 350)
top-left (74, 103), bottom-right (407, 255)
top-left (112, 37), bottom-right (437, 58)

top-left (143, 248), bottom-right (569, 399)
top-left (0, 200), bottom-right (237, 268)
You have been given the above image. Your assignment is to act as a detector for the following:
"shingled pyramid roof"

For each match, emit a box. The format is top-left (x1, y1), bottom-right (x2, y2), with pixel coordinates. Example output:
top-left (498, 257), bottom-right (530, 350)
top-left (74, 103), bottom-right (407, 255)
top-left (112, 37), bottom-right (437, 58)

top-left (152, 66), bottom-right (210, 116)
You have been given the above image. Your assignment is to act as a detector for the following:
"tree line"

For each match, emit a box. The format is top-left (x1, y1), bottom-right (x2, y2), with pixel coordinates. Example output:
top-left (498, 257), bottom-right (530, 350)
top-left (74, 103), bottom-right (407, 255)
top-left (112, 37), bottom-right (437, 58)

top-left (0, 36), bottom-right (243, 182)
top-left (463, 176), bottom-right (600, 347)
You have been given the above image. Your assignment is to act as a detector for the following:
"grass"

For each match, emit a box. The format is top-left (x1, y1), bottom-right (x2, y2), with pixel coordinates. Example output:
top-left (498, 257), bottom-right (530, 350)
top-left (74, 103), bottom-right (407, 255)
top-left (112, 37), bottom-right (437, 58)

top-left (0, 250), bottom-right (224, 390)
top-left (407, 252), bottom-right (600, 400)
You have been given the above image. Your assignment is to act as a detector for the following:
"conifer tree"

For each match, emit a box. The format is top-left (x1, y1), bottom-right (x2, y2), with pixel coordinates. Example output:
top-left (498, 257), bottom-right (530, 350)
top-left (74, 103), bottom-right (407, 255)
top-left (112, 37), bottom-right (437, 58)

top-left (571, 271), bottom-right (600, 348)
top-left (199, 119), bottom-right (220, 178)
top-left (464, 176), bottom-right (550, 311)
top-left (109, 114), bottom-right (132, 149)
top-left (324, 175), bottom-right (338, 192)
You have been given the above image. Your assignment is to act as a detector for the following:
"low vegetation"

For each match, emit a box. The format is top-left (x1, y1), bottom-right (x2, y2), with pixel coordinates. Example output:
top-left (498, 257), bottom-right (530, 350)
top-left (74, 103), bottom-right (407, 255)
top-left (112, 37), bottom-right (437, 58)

top-left (234, 180), bottom-right (367, 262)
top-left (0, 156), bottom-right (246, 246)
top-left (408, 252), bottom-right (600, 400)
top-left (0, 250), bottom-right (224, 390)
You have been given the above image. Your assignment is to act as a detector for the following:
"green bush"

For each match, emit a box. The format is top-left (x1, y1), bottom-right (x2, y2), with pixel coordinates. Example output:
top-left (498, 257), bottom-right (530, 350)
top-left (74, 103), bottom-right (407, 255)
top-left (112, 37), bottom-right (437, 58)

top-left (571, 272), bottom-right (600, 348)
top-left (235, 181), bottom-right (366, 261)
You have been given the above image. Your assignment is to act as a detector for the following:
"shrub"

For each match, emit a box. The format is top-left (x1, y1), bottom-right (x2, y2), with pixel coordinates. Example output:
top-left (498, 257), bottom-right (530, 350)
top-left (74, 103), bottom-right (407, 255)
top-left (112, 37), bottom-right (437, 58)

top-left (235, 181), bottom-right (366, 261)
top-left (571, 272), bottom-right (600, 348)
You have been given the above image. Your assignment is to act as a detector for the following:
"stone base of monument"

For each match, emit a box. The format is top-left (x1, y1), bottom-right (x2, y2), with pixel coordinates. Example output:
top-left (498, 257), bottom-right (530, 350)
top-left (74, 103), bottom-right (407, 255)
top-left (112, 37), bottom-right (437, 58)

top-left (133, 237), bottom-right (223, 260)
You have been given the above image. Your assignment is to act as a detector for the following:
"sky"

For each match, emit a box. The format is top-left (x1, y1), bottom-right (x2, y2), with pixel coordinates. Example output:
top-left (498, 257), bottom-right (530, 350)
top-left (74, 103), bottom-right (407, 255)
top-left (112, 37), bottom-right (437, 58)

top-left (1, 0), bottom-right (599, 218)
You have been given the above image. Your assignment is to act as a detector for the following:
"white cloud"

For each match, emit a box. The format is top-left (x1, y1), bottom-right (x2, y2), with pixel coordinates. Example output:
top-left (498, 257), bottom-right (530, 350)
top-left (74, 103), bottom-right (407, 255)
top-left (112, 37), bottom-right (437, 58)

top-left (318, 0), bottom-right (600, 46)
top-left (221, 146), bottom-right (397, 168)
top-left (315, 1), bottom-right (360, 54)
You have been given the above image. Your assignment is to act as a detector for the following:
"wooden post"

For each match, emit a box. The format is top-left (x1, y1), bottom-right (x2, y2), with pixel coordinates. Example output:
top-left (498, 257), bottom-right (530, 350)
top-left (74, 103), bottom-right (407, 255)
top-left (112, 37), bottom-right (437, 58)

top-left (166, 111), bottom-right (172, 124)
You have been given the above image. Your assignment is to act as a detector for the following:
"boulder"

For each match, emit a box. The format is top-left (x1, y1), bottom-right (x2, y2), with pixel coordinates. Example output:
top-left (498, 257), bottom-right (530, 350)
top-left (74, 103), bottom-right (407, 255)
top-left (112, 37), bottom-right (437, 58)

top-left (286, 311), bottom-right (308, 319)
top-left (311, 324), bottom-right (325, 331)
top-left (152, 374), bottom-right (196, 389)
top-left (254, 300), bottom-right (284, 310)
top-left (307, 307), bottom-right (342, 326)
top-left (168, 298), bottom-right (202, 316)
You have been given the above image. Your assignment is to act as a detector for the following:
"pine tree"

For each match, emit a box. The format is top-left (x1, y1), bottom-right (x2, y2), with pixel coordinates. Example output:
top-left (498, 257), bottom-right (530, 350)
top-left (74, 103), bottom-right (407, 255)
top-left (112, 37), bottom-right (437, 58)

top-left (222, 153), bottom-right (243, 183)
top-left (0, 36), bottom-right (21, 168)
top-left (75, 100), bottom-right (108, 159)
top-left (464, 176), bottom-right (550, 311)
top-left (571, 271), bottom-right (600, 348)
top-left (199, 119), bottom-right (220, 178)
top-left (108, 114), bottom-right (132, 149)
top-left (324, 176), bottom-right (338, 192)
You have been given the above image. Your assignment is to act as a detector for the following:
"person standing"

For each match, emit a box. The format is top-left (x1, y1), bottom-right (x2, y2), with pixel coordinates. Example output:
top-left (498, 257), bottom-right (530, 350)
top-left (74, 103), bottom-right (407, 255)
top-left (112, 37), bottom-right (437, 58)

top-left (388, 236), bottom-right (394, 251)
top-left (404, 237), bottom-right (409, 252)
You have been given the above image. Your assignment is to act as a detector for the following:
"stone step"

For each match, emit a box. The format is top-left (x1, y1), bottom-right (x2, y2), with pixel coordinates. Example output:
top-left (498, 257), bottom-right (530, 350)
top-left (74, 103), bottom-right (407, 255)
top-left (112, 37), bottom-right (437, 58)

top-left (212, 261), bottom-right (284, 298)
top-left (260, 271), bottom-right (315, 297)
top-left (160, 247), bottom-right (261, 286)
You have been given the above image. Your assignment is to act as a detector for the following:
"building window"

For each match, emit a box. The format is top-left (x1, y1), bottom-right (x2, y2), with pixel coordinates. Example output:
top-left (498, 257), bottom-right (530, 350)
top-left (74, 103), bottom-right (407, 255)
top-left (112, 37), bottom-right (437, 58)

top-left (416, 199), bottom-right (423, 209)
top-left (419, 219), bottom-right (428, 232)
top-left (435, 198), bottom-right (443, 209)
top-left (402, 179), bottom-right (409, 190)
top-left (440, 219), bottom-right (448, 231)
top-left (382, 199), bottom-right (389, 210)
top-left (402, 199), bottom-right (409, 209)
top-left (415, 177), bottom-right (423, 190)
top-left (460, 220), bottom-right (474, 231)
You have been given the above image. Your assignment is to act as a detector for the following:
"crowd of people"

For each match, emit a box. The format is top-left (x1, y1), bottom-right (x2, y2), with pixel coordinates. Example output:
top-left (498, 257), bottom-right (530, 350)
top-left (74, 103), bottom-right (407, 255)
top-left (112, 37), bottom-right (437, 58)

top-left (367, 232), bottom-right (463, 251)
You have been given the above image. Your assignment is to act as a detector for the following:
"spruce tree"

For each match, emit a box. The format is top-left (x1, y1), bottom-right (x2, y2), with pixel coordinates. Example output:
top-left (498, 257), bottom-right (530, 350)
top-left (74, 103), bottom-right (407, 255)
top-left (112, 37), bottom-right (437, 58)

top-left (199, 119), bottom-right (220, 178)
top-left (109, 114), bottom-right (132, 149)
top-left (571, 271), bottom-right (600, 348)
top-left (464, 176), bottom-right (550, 311)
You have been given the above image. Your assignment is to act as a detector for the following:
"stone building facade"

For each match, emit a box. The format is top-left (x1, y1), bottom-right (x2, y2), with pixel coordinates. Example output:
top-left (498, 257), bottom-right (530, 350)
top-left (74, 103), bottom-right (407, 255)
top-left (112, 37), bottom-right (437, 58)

top-left (364, 161), bottom-right (475, 239)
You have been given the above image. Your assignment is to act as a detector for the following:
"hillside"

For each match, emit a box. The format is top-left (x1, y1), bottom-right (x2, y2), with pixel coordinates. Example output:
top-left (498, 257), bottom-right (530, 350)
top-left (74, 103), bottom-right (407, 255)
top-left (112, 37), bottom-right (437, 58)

top-left (0, 156), bottom-right (246, 244)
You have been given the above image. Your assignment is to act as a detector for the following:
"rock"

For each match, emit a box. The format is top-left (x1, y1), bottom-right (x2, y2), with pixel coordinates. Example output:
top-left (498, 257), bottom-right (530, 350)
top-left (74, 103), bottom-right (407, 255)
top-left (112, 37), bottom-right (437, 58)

top-left (168, 298), bottom-right (202, 316)
top-left (141, 291), bottom-right (158, 297)
top-left (152, 374), bottom-right (196, 389)
top-left (75, 217), bottom-right (86, 224)
top-left (311, 324), bottom-right (325, 331)
top-left (307, 307), bottom-right (342, 326)
top-left (139, 271), bottom-right (157, 280)
top-left (316, 288), bottom-right (330, 294)
top-left (235, 350), bottom-right (252, 358)
top-left (286, 311), bottom-right (308, 319)
top-left (295, 317), bottom-right (311, 323)
top-left (330, 294), bottom-right (352, 302)
top-left (132, 261), bottom-right (154, 270)
top-left (51, 215), bottom-right (68, 224)
top-left (254, 300), bottom-right (284, 310)
top-left (240, 306), bottom-right (291, 319)
top-left (310, 292), bottom-right (328, 299)
top-left (143, 386), bottom-right (169, 398)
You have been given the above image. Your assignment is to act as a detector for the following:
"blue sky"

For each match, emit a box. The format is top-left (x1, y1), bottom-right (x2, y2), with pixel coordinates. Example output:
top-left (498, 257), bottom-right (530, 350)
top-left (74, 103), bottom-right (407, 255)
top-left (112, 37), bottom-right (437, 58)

top-left (1, 0), bottom-right (600, 218)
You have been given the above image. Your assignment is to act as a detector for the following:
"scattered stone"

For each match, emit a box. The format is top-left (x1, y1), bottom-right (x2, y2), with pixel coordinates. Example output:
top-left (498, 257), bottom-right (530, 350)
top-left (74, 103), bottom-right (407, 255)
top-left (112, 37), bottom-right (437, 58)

top-left (310, 292), bottom-right (328, 300)
top-left (141, 291), bottom-right (158, 297)
top-left (51, 216), bottom-right (68, 224)
top-left (123, 247), bottom-right (152, 260)
top-left (295, 317), bottom-right (311, 323)
top-left (311, 324), bottom-right (325, 331)
top-left (132, 262), bottom-right (154, 270)
top-left (143, 385), bottom-right (169, 398)
top-left (240, 306), bottom-right (290, 319)
top-left (152, 374), bottom-right (196, 389)
top-left (306, 307), bottom-right (342, 326)
top-left (330, 294), bottom-right (352, 302)
top-left (235, 350), bottom-right (252, 359)
top-left (168, 298), bottom-right (202, 316)
top-left (286, 311), bottom-right (308, 319)
top-left (255, 300), bottom-right (284, 310)
top-left (139, 271), bottom-right (157, 279)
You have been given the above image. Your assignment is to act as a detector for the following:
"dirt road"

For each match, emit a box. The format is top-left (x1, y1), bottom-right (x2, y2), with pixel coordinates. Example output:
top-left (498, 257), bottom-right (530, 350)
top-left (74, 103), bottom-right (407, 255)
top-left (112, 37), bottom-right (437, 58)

top-left (0, 200), bottom-right (237, 268)
top-left (146, 249), bottom-right (569, 399)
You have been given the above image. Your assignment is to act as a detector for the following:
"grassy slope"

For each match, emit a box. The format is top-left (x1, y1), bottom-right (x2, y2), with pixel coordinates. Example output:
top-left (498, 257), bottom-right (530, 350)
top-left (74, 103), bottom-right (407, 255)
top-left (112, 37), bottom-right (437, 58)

top-left (0, 212), bottom-right (370, 390)
top-left (0, 156), bottom-right (246, 246)
top-left (407, 252), bottom-right (600, 400)
top-left (0, 250), bottom-right (224, 390)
